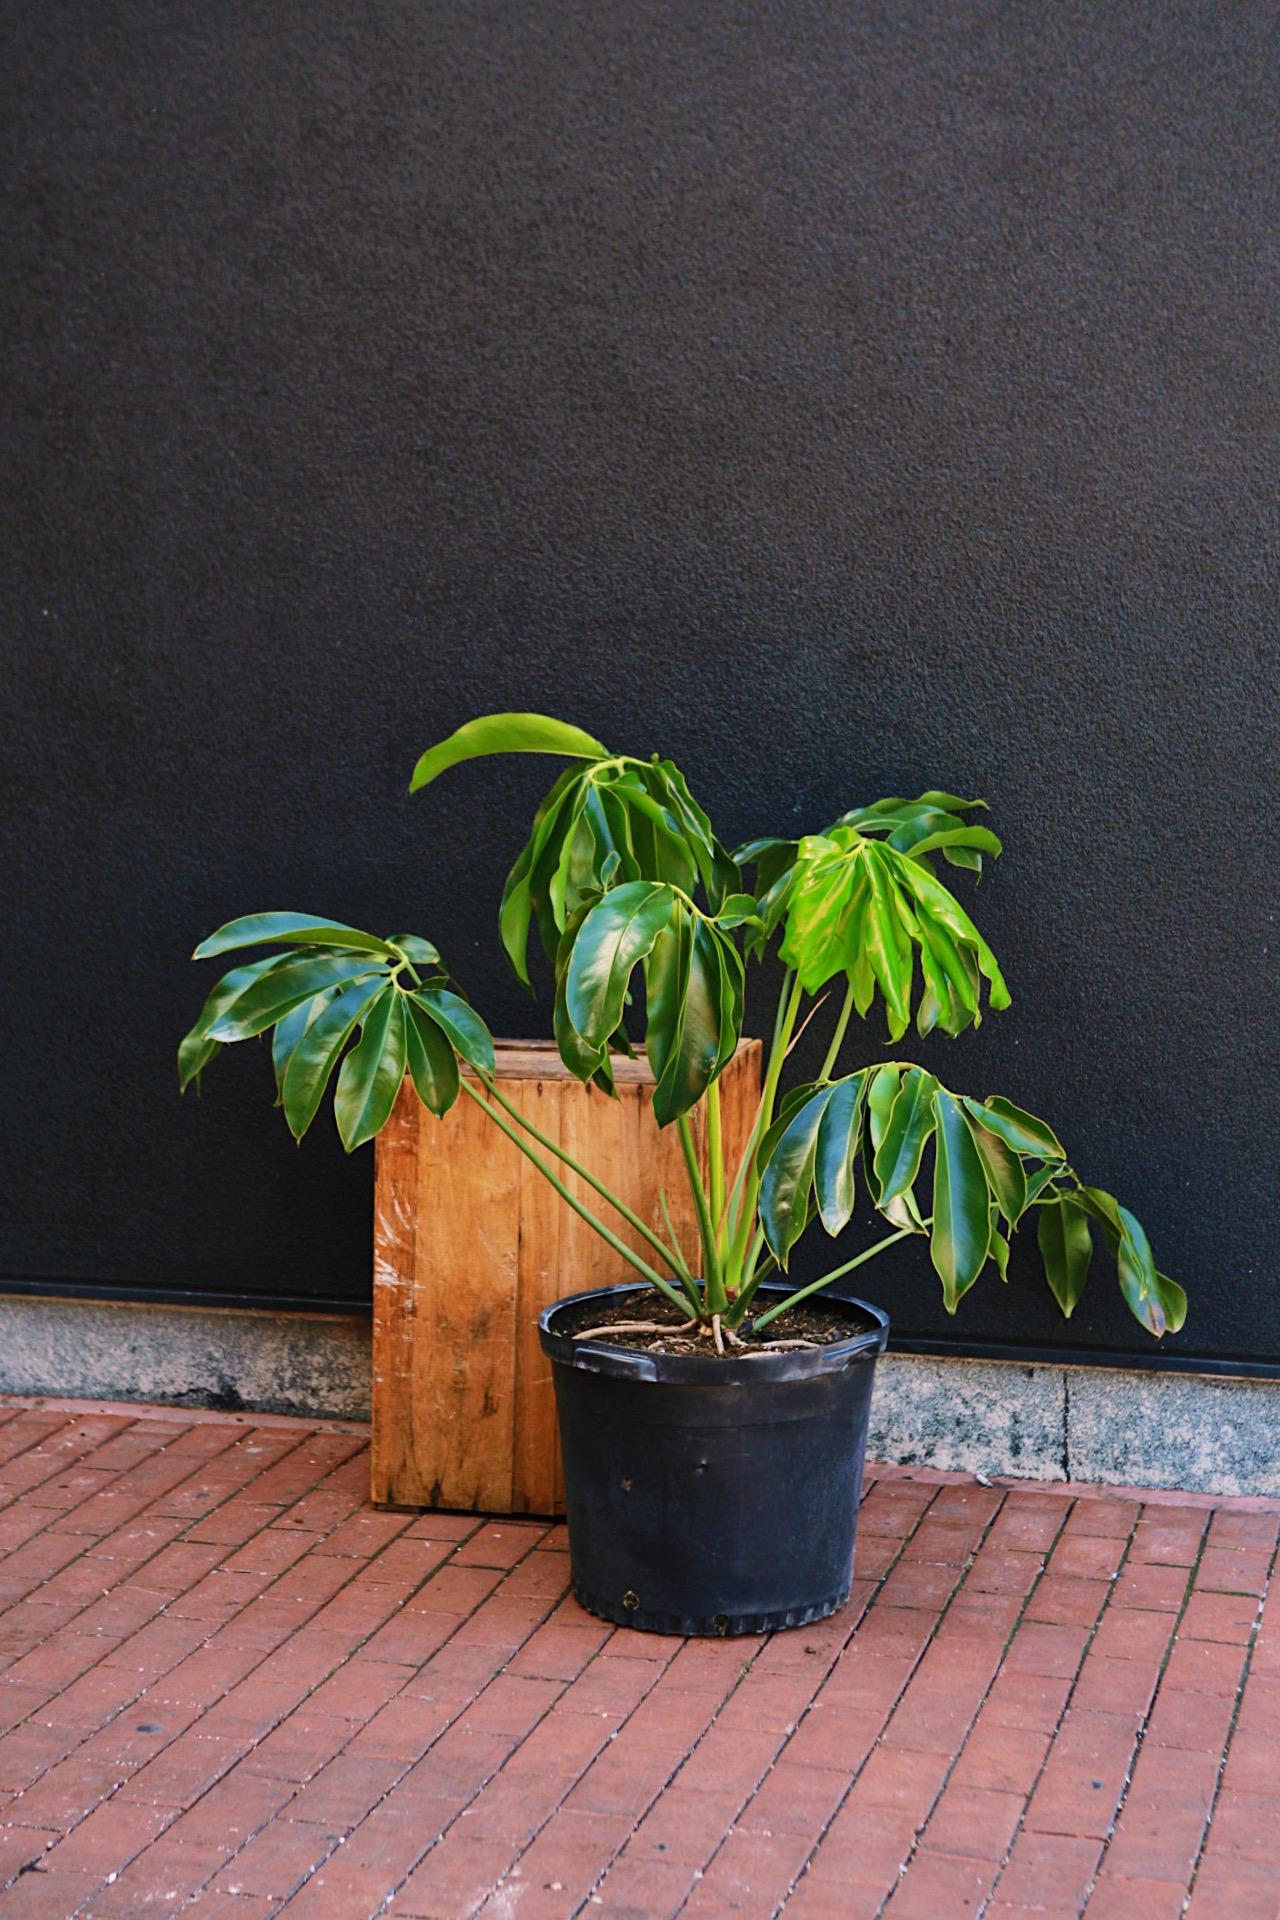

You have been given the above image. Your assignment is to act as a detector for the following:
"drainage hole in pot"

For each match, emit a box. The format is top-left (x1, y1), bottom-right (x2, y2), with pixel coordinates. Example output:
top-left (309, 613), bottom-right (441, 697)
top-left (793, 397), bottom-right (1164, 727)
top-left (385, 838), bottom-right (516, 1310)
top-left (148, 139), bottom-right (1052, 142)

top-left (623, 1590), bottom-right (639, 1612)
top-left (714, 1613), bottom-right (730, 1636)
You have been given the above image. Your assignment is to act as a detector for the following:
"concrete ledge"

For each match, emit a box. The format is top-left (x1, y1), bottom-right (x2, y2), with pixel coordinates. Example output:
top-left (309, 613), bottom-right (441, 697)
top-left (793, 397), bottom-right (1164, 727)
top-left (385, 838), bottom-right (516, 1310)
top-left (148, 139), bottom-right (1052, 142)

top-left (1, 1297), bottom-right (1276, 1496)
top-left (0, 1295), bottom-right (371, 1422)
top-left (873, 1351), bottom-right (1280, 1497)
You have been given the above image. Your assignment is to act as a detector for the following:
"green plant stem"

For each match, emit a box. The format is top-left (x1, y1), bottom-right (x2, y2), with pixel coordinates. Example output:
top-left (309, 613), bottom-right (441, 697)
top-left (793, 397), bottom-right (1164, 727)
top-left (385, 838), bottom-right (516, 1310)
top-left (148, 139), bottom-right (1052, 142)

top-left (818, 981), bottom-right (856, 1082)
top-left (480, 1075), bottom-right (693, 1285)
top-left (724, 968), bottom-right (797, 1249)
top-left (459, 1080), bottom-right (696, 1321)
top-left (749, 1222), bottom-right (920, 1332)
top-left (728, 970), bottom-right (804, 1277)
top-left (706, 1078), bottom-right (726, 1250)
top-left (678, 1114), bottom-right (722, 1314)
top-left (658, 1191), bottom-right (704, 1316)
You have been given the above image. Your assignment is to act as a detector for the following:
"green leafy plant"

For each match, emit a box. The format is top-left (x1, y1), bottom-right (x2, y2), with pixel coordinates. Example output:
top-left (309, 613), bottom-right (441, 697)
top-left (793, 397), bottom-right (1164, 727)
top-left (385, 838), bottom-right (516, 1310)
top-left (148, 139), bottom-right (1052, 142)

top-left (181, 712), bottom-right (1185, 1345)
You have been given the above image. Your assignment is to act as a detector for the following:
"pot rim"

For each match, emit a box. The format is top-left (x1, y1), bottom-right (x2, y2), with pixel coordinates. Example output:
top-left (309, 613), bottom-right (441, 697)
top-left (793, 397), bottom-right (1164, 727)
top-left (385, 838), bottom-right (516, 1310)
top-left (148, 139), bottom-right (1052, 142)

top-left (538, 1280), bottom-right (889, 1384)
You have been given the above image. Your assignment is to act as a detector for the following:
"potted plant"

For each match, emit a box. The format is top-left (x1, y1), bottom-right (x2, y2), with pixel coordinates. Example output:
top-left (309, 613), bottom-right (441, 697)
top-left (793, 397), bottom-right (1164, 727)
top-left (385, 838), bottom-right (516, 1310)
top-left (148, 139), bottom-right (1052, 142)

top-left (180, 713), bottom-right (1184, 1635)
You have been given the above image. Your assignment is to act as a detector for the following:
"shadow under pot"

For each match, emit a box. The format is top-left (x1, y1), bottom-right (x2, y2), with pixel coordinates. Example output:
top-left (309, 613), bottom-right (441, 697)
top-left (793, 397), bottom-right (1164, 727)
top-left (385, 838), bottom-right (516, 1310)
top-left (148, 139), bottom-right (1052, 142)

top-left (539, 1281), bottom-right (889, 1637)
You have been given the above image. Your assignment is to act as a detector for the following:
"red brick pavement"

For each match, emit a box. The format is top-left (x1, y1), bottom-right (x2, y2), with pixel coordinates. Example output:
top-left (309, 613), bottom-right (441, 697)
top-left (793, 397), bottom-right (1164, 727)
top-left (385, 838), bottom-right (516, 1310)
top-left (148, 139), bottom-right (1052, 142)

top-left (0, 1395), bottom-right (1274, 1918)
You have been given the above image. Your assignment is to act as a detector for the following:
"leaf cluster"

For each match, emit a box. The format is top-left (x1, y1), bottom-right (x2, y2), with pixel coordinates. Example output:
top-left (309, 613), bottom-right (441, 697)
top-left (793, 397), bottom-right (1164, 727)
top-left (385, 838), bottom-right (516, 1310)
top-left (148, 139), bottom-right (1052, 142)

top-left (177, 913), bottom-right (494, 1151)
top-left (756, 1065), bottom-right (1187, 1336)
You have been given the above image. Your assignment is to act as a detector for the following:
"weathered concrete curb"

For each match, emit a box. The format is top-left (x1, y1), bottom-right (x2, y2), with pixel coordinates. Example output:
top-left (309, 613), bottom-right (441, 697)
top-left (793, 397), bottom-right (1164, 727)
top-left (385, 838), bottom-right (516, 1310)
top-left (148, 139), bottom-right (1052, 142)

top-left (0, 1297), bottom-right (1275, 1496)
top-left (872, 1351), bottom-right (1280, 1497)
top-left (0, 1295), bottom-right (370, 1422)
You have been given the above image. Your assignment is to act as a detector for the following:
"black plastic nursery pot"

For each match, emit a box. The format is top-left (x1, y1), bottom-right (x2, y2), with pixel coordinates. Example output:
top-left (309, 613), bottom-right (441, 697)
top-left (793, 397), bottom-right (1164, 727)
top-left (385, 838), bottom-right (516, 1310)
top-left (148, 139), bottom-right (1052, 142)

top-left (539, 1282), bottom-right (889, 1636)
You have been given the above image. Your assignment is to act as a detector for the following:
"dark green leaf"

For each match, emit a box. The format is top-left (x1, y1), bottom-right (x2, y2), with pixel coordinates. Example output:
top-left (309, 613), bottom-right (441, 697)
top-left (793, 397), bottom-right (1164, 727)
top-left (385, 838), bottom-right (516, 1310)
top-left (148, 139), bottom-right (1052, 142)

top-left (409, 712), bottom-right (607, 791)
top-left (651, 916), bottom-right (725, 1127)
top-left (179, 952), bottom-right (297, 1085)
top-left (177, 1029), bottom-right (221, 1095)
top-left (873, 1066), bottom-right (939, 1206)
top-left (504, 765), bottom-right (587, 981)
top-left (1037, 1196), bottom-right (1093, 1316)
top-left (965, 1096), bottom-right (1066, 1161)
top-left (760, 1085), bottom-right (836, 1264)
top-left (413, 988), bottom-right (495, 1075)
top-left (755, 1080), bottom-right (822, 1173)
top-left (207, 953), bottom-right (384, 1042)
top-left (566, 882), bottom-right (674, 1047)
top-left (334, 991), bottom-right (407, 1151)
top-left (404, 998), bottom-right (460, 1116)
top-left (961, 1111), bottom-right (1027, 1225)
top-left (282, 975), bottom-right (389, 1140)
top-left (272, 988), bottom-right (339, 1097)
top-left (193, 913), bottom-right (398, 961)
top-left (814, 1073), bottom-right (867, 1234)
top-left (931, 1089), bottom-right (992, 1310)
top-left (865, 1065), bottom-right (902, 1173)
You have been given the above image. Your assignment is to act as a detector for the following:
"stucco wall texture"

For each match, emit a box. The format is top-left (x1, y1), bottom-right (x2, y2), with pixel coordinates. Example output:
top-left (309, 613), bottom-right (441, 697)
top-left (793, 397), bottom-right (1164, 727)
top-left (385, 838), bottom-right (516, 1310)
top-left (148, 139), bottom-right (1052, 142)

top-left (3, 4), bottom-right (1277, 1368)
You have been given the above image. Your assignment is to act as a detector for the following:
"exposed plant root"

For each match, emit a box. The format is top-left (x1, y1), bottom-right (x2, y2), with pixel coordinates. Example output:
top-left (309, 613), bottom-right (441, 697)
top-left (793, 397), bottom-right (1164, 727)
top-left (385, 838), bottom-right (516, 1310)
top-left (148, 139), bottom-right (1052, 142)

top-left (572, 1320), bottom-right (669, 1341)
top-left (711, 1314), bottom-right (725, 1355)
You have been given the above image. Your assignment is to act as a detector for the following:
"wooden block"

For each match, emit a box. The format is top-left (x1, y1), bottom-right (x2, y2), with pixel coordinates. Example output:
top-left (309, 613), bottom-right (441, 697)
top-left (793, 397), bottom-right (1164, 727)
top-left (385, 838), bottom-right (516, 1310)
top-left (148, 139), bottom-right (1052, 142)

top-left (371, 1039), bottom-right (762, 1514)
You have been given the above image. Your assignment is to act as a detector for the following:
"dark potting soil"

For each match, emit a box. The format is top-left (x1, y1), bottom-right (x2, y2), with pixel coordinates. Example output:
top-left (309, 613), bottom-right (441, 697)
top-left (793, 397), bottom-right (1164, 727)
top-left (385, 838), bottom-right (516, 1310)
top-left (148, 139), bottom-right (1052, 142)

top-left (561, 1289), bottom-right (877, 1358)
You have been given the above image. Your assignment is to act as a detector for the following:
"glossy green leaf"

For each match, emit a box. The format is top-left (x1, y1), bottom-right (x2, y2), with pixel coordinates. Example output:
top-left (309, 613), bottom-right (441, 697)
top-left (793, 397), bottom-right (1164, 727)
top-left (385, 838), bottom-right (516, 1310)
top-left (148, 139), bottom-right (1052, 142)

top-left (755, 1080), bottom-right (822, 1173)
top-left (566, 882), bottom-right (674, 1047)
top-left (714, 892), bottom-right (764, 930)
top-left (760, 1084), bottom-right (836, 1264)
top-left (193, 913), bottom-right (398, 961)
top-left (648, 760), bottom-right (738, 908)
top-left (897, 857), bottom-right (1010, 1011)
top-left (917, 790), bottom-right (987, 812)
top-left (334, 990), bottom-right (407, 1151)
top-left (282, 974), bottom-right (389, 1140)
top-left (873, 1066), bottom-right (939, 1206)
top-left (404, 997), bottom-right (460, 1117)
top-left (964, 1096), bottom-right (1066, 1161)
top-left (502, 765), bottom-right (588, 981)
top-left (865, 1064), bottom-right (902, 1169)
top-left (651, 916), bottom-right (727, 1127)
top-left (961, 1111), bottom-right (1027, 1225)
top-left (389, 934), bottom-right (441, 966)
top-left (207, 953), bottom-right (384, 1042)
top-left (409, 713), bottom-right (607, 792)
top-left (931, 1089), bottom-right (992, 1310)
top-left (903, 826), bottom-right (1003, 861)
top-left (413, 988), bottom-right (495, 1075)
top-left (862, 847), bottom-right (914, 1041)
top-left (1115, 1204), bottom-right (1169, 1336)
top-left (177, 1029), bottom-right (221, 1095)
top-left (612, 775), bottom-right (698, 893)
top-left (1037, 1195), bottom-right (1093, 1316)
top-left (179, 952), bottom-right (297, 1085)
top-left (814, 1073), bottom-right (867, 1235)
top-left (990, 1225), bottom-right (1010, 1280)
top-left (1154, 1272), bottom-right (1189, 1334)
top-left (272, 987), bottom-right (339, 1097)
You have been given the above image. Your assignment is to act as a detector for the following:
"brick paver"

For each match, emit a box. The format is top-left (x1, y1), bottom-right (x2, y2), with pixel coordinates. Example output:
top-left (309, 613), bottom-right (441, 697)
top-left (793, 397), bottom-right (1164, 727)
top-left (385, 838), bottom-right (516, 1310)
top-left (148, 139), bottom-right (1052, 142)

top-left (0, 1396), bottom-right (1274, 1917)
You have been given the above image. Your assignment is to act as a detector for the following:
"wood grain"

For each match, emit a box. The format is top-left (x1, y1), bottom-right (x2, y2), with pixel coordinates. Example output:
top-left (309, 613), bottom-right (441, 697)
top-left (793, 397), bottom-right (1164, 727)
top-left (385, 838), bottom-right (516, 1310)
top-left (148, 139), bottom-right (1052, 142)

top-left (371, 1038), bottom-right (762, 1513)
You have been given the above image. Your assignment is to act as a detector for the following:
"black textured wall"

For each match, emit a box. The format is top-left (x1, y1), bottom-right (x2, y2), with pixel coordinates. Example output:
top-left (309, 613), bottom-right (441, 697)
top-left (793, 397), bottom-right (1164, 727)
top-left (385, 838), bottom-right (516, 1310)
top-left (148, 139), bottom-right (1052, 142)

top-left (4, 3), bottom-right (1276, 1367)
